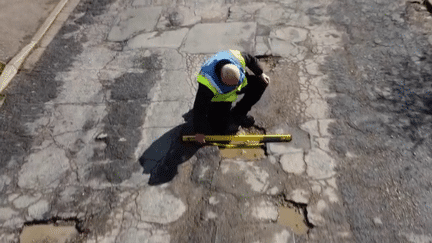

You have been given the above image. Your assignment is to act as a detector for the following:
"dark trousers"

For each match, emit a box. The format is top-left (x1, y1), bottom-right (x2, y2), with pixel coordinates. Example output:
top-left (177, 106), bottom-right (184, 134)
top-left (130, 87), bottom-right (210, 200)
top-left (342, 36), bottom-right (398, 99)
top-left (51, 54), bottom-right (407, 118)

top-left (207, 74), bottom-right (267, 134)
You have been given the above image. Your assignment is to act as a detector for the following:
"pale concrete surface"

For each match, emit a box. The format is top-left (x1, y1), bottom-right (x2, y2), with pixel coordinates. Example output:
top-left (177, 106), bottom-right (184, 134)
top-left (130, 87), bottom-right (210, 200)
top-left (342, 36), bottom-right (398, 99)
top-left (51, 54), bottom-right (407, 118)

top-left (1, 0), bottom-right (432, 242)
top-left (0, 0), bottom-right (80, 95)
top-left (0, 0), bottom-right (61, 63)
top-left (107, 7), bottom-right (163, 41)
top-left (0, 0), bottom-right (351, 241)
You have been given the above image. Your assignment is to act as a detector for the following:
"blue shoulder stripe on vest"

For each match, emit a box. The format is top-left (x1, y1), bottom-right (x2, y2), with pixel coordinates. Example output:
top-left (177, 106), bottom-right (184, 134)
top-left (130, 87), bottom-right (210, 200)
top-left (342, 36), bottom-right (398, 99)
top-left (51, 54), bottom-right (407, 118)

top-left (200, 51), bottom-right (246, 94)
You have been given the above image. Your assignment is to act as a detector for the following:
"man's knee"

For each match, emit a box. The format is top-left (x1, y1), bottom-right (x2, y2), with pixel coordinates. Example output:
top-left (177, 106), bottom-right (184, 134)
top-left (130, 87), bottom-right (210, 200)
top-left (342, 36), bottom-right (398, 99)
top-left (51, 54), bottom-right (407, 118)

top-left (248, 75), bottom-right (268, 91)
top-left (245, 83), bottom-right (266, 97)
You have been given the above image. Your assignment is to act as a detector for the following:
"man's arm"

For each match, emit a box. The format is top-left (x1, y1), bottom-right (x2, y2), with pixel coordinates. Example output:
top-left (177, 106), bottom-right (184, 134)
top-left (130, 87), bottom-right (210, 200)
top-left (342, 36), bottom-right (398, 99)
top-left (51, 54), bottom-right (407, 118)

top-left (193, 83), bottom-right (213, 135)
top-left (241, 52), bottom-right (270, 85)
top-left (241, 53), bottom-right (264, 76)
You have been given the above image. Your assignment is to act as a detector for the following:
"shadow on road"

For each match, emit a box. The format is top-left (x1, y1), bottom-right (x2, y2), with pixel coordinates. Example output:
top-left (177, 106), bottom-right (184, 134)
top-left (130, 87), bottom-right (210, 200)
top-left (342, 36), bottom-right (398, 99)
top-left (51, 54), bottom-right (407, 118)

top-left (139, 109), bottom-right (202, 186)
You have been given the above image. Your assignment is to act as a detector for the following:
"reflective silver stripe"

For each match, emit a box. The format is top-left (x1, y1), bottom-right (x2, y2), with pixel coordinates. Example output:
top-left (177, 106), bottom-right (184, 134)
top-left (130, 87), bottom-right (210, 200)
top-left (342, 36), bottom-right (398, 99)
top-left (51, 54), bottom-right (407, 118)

top-left (202, 71), bottom-right (223, 94)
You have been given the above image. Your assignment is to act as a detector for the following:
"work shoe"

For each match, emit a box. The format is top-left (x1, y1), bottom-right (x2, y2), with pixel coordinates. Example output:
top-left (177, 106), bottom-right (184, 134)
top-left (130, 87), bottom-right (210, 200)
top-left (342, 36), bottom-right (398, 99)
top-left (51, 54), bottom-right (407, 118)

top-left (233, 114), bottom-right (255, 128)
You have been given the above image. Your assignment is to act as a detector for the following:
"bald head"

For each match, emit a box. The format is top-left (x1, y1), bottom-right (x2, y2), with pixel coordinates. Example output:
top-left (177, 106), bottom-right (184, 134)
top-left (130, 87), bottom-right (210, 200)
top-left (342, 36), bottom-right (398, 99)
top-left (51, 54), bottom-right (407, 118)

top-left (221, 64), bottom-right (240, 86)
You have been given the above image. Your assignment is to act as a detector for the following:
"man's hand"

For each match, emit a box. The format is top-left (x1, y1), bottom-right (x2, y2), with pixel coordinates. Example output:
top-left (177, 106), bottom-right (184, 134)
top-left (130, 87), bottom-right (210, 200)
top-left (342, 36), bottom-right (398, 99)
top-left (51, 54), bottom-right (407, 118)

top-left (195, 134), bottom-right (206, 144)
top-left (259, 73), bottom-right (270, 86)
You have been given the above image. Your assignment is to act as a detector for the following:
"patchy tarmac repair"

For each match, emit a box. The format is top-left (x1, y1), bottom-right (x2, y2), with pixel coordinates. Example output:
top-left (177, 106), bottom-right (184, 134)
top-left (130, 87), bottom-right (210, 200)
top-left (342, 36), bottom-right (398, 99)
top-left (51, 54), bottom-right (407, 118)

top-left (20, 224), bottom-right (79, 243)
top-left (277, 206), bottom-right (309, 235)
top-left (218, 126), bottom-right (268, 160)
top-left (219, 147), bottom-right (265, 160)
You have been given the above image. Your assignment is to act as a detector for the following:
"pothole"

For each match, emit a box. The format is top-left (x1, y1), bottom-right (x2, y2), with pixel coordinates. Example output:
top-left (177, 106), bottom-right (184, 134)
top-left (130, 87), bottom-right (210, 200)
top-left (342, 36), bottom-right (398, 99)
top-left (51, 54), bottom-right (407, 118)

top-left (276, 194), bottom-right (314, 235)
top-left (278, 206), bottom-right (309, 235)
top-left (423, 0), bottom-right (432, 13)
top-left (20, 218), bottom-right (87, 243)
top-left (0, 61), bottom-right (5, 75)
top-left (407, 0), bottom-right (432, 14)
top-left (218, 126), bottom-right (267, 160)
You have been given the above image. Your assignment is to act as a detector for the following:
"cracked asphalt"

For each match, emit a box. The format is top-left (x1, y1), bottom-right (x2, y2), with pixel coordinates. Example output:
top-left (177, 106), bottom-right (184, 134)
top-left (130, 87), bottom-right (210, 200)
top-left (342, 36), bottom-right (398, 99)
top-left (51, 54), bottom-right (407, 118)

top-left (1, 0), bottom-right (432, 242)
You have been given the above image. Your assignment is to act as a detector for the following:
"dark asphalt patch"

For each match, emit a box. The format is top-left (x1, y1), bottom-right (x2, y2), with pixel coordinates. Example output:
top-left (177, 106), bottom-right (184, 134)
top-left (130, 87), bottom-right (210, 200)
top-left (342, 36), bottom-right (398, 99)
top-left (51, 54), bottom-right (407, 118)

top-left (325, 0), bottom-right (432, 241)
top-left (74, 0), bottom-right (117, 25)
top-left (0, 2), bottom-right (122, 238)
top-left (190, 145), bottom-right (221, 188)
top-left (109, 72), bottom-right (159, 101)
top-left (137, 54), bottom-right (164, 70)
top-left (0, 3), bottom-right (90, 175)
top-left (89, 71), bottom-right (158, 183)
top-left (89, 161), bottom-right (142, 184)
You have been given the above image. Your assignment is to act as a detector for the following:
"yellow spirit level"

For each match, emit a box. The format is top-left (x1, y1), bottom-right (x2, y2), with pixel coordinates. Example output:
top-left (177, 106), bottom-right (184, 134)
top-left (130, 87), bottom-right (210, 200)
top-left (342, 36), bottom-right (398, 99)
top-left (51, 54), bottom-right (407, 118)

top-left (182, 134), bottom-right (292, 148)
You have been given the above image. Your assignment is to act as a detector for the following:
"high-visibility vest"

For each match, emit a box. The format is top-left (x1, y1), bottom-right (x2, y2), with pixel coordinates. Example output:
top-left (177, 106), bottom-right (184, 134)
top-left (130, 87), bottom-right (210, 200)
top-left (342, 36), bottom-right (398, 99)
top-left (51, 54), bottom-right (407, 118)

top-left (196, 49), bottom-right (248, 102)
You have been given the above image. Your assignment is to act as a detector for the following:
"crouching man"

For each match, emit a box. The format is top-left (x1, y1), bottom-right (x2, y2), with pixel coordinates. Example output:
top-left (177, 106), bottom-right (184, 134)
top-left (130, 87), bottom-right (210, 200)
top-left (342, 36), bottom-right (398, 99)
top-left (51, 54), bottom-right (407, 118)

top-left (193, 49), bottom-right (270, 143)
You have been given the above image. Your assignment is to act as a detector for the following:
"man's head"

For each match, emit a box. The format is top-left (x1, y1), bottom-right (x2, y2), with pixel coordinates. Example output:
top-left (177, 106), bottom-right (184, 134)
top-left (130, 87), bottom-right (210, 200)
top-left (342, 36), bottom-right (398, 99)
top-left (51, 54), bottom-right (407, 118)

top-left (221, 64), bottom-right (240, 86)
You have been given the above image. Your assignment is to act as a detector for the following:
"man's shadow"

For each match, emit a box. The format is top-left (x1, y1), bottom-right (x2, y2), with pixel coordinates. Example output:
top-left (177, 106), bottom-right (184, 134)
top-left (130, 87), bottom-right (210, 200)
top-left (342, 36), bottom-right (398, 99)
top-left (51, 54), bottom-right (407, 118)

top-left (139, 109), bottom-right (202, 186)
